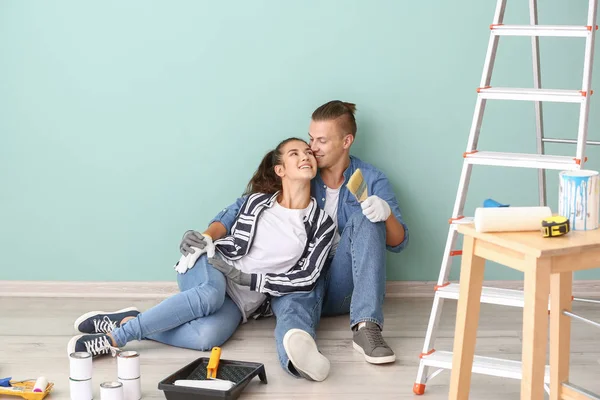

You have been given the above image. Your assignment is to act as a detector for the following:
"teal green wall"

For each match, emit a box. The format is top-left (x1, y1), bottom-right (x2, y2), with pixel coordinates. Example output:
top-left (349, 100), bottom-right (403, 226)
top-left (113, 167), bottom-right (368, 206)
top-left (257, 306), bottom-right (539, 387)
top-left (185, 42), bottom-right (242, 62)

top-left (1, 1), bottom-right (599, 282)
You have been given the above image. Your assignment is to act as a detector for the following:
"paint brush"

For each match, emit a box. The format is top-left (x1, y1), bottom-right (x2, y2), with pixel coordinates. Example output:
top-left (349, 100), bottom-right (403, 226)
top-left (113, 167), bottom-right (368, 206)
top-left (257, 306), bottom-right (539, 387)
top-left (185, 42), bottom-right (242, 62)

top-left (346, 168), bottom-right (368, 202)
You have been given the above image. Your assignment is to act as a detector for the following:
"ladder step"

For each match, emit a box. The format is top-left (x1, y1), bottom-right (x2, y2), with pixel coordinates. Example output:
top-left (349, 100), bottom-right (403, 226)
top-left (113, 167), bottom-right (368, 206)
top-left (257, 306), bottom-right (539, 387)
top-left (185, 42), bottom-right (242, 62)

top-left (464, 151), bottom-right (583, 170)
top-left (437, 284), bottom-right (532, 307)
top-left (421, 351), bottom-right (550, 383)
top-left (491, 24), bottom-right (593, 37)
top-left (477, 87), bottom-right (589, 103)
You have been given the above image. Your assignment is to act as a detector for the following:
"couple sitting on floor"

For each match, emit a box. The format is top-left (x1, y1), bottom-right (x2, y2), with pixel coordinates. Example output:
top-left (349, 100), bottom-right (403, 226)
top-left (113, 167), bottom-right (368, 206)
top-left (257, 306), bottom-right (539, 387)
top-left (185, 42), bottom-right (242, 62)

top-left (67, 100), bottom-right (409, 382)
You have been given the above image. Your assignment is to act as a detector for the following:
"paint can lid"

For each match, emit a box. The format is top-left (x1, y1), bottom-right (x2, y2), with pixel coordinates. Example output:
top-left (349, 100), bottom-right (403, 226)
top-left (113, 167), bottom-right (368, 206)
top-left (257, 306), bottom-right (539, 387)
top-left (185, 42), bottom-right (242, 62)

top-left (118, 351), bottom-right (139, 358)
top-left (559, 169), bottom-right (599, 177)
top-left (70, 352), bottom-right (92, 359)
top-left (100, 381), bottom-right (123, 389)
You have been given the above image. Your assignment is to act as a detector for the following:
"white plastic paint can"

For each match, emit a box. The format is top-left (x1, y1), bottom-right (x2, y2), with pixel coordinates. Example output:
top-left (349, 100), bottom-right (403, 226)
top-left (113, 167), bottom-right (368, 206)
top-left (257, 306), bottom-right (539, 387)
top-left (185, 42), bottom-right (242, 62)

top-left (69, 352), bottom-right (93, 381)
top-left (100, 381), bottom-right (124, 400)
top-left (118, 377), bottom-right (142, 400)
top-left (117, 351), bottom-right (140, 380)
top-left (559, 170), bottom-right (600, 231)
top-left (69, 378), bottom-right (93, 400)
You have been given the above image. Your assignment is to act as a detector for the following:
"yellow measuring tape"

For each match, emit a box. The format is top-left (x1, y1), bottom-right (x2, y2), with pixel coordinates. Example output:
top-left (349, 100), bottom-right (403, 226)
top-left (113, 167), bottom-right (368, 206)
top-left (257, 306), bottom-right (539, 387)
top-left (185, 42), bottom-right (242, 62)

top-left (541, 216), bottom-right (570, 238)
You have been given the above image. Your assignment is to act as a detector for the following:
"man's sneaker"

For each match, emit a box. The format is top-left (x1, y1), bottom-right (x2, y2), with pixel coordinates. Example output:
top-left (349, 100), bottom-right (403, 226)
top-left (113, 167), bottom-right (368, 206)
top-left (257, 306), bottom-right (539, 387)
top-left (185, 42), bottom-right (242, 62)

top-left (67, 333), bottom-right (119, 358)
top-left (74, 307), bottom-right (140, 334)
top-left (283, 329), bottom-right (330, 382)
top-left (352, 321), bottom-right (396, 364)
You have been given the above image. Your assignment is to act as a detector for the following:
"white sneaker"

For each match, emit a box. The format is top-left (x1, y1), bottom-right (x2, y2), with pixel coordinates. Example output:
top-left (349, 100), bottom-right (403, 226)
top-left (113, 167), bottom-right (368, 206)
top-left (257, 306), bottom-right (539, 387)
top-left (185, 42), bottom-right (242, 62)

top-left (283, 329), bottom-right (330, 382)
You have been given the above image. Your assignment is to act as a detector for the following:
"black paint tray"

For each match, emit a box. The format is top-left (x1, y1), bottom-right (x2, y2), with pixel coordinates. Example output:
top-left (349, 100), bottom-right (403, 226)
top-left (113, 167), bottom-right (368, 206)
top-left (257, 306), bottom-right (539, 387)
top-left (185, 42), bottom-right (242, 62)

top-left (158, 357), bottom-right (267, 400)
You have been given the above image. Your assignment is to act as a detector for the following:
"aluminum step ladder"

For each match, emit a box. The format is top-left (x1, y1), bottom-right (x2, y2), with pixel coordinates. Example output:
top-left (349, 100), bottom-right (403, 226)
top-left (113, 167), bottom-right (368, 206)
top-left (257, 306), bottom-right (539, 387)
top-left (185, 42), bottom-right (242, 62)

top-left (413, 0), bottom-right (599, 395)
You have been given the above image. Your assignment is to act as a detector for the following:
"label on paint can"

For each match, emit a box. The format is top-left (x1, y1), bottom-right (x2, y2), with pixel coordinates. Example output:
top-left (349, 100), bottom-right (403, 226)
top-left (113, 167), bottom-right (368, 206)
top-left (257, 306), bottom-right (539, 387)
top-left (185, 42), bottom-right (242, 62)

top-left (69, 352), bottom-right (93, 381)
top-left (118, 377), bottom-right (142, 400)
top-left (117, 351), bottom-right (140, 380)
top-left (69, 378), bottom-right (93, 400)
top-left (100, 381), bottom-right (124, 400)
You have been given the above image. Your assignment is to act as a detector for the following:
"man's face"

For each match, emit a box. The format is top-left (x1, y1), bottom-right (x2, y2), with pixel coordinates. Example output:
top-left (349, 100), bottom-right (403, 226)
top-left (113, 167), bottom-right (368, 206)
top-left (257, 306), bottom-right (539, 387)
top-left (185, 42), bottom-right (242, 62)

top-left (308, 119), bottom-right (349, 169)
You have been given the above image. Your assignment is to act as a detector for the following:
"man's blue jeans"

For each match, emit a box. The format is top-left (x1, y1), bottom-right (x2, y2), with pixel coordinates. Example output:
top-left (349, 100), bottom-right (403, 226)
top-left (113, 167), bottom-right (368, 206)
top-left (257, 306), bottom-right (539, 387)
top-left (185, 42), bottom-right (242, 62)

top-left (271, 211), bottom-right (387, 376)
top-left (111, 254), bottom-right (242, 350)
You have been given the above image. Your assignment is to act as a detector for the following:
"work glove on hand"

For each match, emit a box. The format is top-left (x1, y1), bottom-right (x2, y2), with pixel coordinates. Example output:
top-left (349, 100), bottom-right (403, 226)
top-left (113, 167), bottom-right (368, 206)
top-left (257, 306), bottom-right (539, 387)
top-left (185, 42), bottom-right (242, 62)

top-left (180, 230), bottom-right (207, 256)
top-left (208, 257), bottom-right (252, 287)
top-left (174, 232), bottom-right (215, 274)
top-left (361, 195), bottom-right (391, 223)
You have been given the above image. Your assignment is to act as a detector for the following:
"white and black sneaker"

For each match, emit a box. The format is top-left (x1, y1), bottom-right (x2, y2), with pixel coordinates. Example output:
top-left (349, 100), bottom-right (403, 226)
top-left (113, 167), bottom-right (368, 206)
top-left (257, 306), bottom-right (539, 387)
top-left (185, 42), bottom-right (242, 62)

top-left (283, 329), bottom-right (330, 382)
top-left (74, 307), bottom-right (140, 334)
top-left (67, 333), bottom-right (119, 359)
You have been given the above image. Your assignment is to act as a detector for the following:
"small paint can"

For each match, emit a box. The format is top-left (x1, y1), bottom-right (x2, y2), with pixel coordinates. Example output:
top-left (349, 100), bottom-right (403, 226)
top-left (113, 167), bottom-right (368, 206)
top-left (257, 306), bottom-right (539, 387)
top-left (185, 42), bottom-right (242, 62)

top-left (100, 381), bottom-right (124, 400)
top-left (117, 351), bottom-right (140, 380)
top-left (118, 377), bottom-right (141, 400)
top-left (69, 352), bottom-right (93, 381)
top-left (559, 170), bottom-right (600, 231)
top-left (69, 377), bottom-right (92, 400)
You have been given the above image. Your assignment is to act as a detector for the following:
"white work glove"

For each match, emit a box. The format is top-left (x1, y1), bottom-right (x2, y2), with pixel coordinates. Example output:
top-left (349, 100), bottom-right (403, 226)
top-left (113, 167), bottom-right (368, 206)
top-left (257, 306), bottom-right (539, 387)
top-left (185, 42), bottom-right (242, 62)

top-left (174, 234), bottom-right (215, 274)
top-left (361, 195), bottom-right (391, 223)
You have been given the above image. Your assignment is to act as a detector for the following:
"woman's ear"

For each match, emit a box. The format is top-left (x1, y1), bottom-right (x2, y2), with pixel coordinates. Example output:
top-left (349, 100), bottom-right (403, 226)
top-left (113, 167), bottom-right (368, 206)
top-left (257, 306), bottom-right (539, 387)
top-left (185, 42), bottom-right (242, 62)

top-left (274, 164), bottom-right (285, 177)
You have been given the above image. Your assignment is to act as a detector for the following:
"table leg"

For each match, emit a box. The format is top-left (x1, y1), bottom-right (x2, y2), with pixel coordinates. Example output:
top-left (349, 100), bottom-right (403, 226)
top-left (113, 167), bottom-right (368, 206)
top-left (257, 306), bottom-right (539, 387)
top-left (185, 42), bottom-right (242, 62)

top-left (521, 256), bottom-right (551, 400)
top-left (550, 271), bottom-right (572, 400)
top-left (449, 236), bottom-right (485, 400)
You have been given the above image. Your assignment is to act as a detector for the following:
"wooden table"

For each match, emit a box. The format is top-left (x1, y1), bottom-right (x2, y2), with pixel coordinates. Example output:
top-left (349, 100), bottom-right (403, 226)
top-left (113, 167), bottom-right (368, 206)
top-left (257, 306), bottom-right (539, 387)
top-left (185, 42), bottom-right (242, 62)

top-left (448, 223), bottom-right (600, 400)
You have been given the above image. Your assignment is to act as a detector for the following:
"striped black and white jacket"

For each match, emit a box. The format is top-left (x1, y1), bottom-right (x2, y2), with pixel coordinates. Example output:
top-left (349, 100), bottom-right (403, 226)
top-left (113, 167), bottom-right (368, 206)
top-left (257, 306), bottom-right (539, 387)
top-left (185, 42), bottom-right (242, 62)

top-left (213, 192), bottom-right (336, 296)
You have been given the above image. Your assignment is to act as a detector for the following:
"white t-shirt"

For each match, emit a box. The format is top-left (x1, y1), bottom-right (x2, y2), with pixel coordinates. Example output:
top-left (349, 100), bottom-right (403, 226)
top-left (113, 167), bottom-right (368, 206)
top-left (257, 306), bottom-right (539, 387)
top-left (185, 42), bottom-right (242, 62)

top-left (224, 200), bottom-right (311, 322)
top-left (323, 187), bottom-right (341, 255)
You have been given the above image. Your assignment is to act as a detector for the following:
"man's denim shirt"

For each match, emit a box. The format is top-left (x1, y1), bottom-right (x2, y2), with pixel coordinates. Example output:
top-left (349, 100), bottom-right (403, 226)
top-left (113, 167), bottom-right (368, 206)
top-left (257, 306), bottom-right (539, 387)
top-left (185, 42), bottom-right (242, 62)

top-left (209, 155), bottom-right (409, 254)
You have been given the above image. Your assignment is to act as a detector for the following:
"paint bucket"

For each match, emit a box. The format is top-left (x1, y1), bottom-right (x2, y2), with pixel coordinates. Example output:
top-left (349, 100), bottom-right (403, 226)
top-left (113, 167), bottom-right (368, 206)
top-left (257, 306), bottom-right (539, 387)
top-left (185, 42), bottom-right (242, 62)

top-left (558, 170), bottom-right (600, 231)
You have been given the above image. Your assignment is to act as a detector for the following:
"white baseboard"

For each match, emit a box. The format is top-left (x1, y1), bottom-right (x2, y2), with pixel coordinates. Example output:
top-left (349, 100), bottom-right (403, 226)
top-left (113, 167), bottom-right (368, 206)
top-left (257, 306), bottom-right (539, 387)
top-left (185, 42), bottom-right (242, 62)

top-left (1, 280), bottom-right (599, 299)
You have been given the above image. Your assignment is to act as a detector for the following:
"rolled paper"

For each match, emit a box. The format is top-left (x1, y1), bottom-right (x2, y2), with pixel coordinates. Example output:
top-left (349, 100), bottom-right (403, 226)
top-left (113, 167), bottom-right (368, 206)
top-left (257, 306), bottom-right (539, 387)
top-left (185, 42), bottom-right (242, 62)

top-left (474, 206), bottom-right (552, 232)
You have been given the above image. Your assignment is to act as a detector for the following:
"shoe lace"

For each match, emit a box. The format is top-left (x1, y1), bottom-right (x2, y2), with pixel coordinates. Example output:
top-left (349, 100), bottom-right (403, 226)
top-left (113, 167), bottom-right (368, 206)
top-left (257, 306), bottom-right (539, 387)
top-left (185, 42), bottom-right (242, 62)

top-left (364, 326), bottom-right (387, 348)
top-left (83, 335), bottom-right (119, 357)
top-left (93, 316), bottom-right (118, 333)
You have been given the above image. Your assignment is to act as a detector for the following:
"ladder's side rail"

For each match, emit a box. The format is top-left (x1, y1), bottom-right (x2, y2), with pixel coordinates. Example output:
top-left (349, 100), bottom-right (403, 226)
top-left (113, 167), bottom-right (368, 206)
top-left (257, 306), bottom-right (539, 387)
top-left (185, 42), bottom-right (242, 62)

top-left (575, 0), bottom-right (599, 165)
top-left (529, 0), bottom-right (547, 207)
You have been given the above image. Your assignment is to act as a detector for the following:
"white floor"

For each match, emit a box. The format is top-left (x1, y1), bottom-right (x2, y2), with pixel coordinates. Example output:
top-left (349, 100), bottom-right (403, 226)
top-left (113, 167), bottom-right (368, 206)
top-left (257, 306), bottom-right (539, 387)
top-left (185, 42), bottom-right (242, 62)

top-left (2, 296), bottom-right (600, 399)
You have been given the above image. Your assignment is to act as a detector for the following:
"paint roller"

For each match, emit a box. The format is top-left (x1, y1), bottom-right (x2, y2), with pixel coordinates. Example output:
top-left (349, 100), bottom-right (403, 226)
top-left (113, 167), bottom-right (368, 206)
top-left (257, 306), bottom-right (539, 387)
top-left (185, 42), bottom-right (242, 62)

top-left (474, 206), bottom-right (552, 233)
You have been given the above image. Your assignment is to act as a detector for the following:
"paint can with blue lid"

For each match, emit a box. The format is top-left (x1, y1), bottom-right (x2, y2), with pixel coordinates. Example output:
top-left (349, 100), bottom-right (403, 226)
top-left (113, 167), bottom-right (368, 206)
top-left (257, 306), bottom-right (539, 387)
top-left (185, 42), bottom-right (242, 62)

top-left (559, 170), bottom-right (600, 231)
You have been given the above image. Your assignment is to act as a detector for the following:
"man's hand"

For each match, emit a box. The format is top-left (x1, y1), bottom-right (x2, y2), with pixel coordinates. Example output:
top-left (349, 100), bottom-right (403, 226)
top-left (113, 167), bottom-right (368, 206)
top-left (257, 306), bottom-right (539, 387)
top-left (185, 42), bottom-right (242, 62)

top-left (361, 195), bottom-right (391, 223)
top-left (208, 257), bottom-right (251, 287)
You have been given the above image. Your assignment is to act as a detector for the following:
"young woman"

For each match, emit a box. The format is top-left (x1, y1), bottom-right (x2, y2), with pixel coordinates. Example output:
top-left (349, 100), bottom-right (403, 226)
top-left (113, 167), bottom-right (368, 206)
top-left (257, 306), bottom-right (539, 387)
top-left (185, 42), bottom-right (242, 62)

top-left (67, 138), bottom-right (335, 375)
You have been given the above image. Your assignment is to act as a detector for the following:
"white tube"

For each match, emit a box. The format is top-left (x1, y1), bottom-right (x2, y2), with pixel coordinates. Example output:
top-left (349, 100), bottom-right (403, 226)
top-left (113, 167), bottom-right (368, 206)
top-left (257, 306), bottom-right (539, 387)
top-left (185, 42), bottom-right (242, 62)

top-left (117, 351), bottom-right (140, 380)
top-left (474, 206), bottom-right (552, 233)
top-left (69, 378), bottom-right (93, 400)
top-left (69, 352), bottom-right (93, 381)
top-left (119, 377), bottom-right (142, 400)
top-left (100, 381), bottom-right (124, 400)
top-left (559, 170), bottom-right (600, 231)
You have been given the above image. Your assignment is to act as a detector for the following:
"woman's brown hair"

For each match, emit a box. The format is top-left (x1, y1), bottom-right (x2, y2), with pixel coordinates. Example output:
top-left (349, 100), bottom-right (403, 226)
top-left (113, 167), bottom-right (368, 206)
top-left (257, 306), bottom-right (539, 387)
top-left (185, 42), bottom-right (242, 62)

top-left (244, 137), bottom-right (308, 195)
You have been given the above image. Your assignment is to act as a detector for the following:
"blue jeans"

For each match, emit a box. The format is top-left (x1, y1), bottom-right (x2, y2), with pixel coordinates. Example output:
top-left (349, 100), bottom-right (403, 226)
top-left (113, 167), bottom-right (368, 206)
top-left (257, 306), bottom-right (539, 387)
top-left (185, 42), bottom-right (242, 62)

top-left (111, 254), bottom-right (243, 351)
top-left (271, 211), bottom-right (387, 376)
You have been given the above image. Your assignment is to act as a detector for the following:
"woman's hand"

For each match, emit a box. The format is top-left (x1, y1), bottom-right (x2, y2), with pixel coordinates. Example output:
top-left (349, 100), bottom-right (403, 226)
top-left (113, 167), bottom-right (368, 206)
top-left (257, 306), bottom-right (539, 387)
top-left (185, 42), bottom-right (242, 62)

top-left (174, 233), bottom-right (215, 274)
top-left (208, 257), bottom-right (251, 287)
top-left (180, 231), bottom-right (207, 256)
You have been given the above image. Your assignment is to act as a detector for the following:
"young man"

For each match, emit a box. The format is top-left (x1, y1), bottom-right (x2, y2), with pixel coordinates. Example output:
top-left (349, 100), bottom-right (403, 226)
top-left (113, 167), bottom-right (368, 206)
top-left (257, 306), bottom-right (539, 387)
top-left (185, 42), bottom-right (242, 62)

top-left (183, 100), bottom-right (409, 382)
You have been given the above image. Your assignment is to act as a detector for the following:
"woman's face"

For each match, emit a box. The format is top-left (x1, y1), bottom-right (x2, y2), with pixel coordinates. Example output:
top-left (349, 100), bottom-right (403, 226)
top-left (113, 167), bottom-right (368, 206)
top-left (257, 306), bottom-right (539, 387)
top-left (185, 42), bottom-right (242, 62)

top-left (276, 140), bottom-right (317, 182)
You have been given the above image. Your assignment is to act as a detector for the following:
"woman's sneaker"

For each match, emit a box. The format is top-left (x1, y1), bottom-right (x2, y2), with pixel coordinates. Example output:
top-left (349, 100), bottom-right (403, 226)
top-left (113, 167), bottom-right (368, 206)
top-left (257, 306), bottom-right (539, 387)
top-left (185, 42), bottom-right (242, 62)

top-left (67, 333), bottom-right (119, 358)
top-left (283, 329), bottom-right (330, 382)
top-left (74, 307), bottom-right (140, 334)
